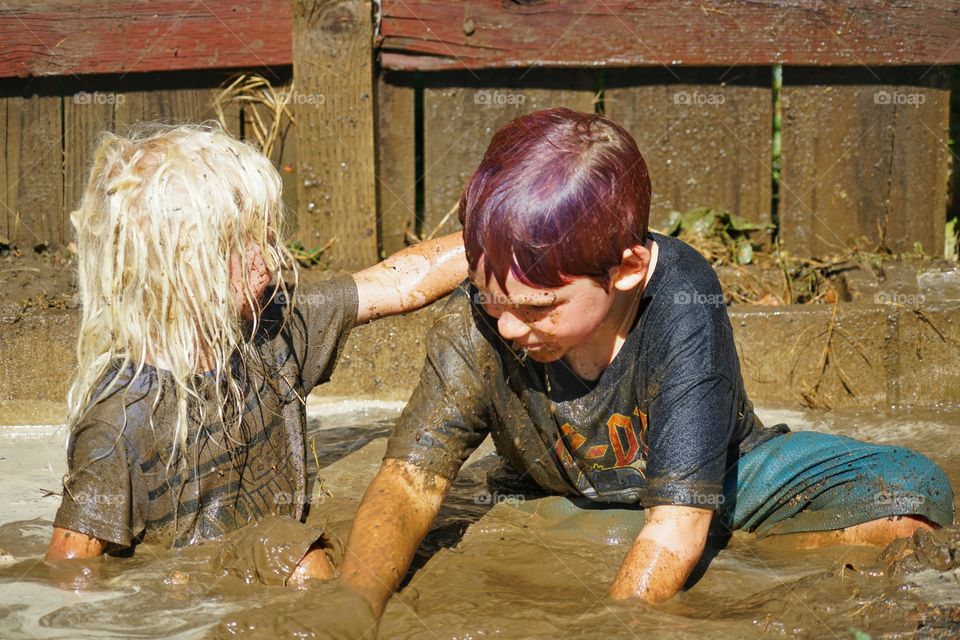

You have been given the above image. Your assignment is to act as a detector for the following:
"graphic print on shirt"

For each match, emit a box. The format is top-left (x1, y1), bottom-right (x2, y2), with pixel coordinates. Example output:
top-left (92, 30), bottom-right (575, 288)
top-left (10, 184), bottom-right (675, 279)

top-left (553, 407), bottom-right (650, 501)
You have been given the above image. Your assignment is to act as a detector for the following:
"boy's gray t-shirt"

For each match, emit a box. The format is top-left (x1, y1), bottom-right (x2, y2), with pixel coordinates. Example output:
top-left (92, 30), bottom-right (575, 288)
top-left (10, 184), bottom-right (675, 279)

top-left (386, 233), bottom-right (788, 510)
top-left (53, 276), bottom-right (358, 548)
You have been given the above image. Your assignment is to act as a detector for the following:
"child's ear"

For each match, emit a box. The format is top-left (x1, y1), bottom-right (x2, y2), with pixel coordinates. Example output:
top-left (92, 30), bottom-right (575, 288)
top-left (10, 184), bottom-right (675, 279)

top-left (611, 245), bottom-right (650, 292)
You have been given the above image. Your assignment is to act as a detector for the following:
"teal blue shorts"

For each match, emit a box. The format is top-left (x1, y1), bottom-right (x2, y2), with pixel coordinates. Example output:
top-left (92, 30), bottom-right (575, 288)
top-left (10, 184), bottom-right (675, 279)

top-left (723, 431), bottom-right (955, 536)
top-left (508, 431), bottom-right (955, 541)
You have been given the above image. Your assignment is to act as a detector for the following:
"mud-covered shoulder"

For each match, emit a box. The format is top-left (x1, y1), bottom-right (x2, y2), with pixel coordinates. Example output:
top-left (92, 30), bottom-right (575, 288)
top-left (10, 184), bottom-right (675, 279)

top-left (257, 277), bottom-right (358, 393)
top-left (72, 363), bottom-right (163, 441)
top-left (426, 282), bottom-right (499, 366)
top-left (385, 282), bottom-right (496, 481)
top-left (641, 237), bottom-right (738, 381)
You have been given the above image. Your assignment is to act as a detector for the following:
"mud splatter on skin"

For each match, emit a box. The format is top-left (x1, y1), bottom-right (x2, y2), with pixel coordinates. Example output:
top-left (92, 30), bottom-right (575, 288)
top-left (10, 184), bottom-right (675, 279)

top-left (609, 538), bottom-right (687, 602)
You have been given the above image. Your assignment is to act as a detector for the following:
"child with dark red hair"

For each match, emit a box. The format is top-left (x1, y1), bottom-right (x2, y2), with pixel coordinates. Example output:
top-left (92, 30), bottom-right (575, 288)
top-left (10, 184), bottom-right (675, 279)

top-left (337, 108), bottom-right (953, 615)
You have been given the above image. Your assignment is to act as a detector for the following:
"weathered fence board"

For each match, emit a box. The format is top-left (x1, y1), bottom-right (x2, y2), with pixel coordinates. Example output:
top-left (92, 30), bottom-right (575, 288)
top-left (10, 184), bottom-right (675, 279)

top-left (380, 0), bottom-right (960, 71)
top-left (2, 71), bottom-right (297, 249)
top-left (234, 79), bottom-right (299, 236)
top-left (779, 67), bottom-right (951, 257)
top-left (6, 1), bottom-right (959, 77)
top-left (63, 90), bottom-right (115, 221)
top-left (0, 97), bottom-right (7, 242)
top-left (2, 2), bottom-right (956, 263)
top-left (293, 0), bottom-right (378, 270)
top-left (0, 73), bottom-right (246, 248)
top-left (63, 79), bottom-right (239, 238)
top-left (113, 87), bottom-right (224, 131)
top-left (0, 0), bottom-right (292, 78)
top-left (606, 68), bottom-right (773, 233)
top-left (376, 71), bottom-right (416, 257)
top-left (422, 69), bottom-right (597, 237)
top-left (260, 106), bottom-right (300, 241)
top-left (1, 90), bottom-right (64, 248)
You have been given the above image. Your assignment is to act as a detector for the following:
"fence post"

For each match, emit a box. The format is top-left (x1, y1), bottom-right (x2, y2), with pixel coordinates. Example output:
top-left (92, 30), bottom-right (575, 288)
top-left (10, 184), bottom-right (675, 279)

top-left (292, 0), bottom-right (378, 270)
top-left (778, 68), bottom-right (951, 257)
top-left (1, 90), bottom-right (63, 249)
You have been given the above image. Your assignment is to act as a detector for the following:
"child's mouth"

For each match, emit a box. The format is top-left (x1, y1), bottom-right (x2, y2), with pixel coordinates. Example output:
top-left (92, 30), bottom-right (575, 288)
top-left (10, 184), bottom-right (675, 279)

top-left (514, 342), bottom-right (544, 352)
top-left (515, 343), bottom-right (563, 362)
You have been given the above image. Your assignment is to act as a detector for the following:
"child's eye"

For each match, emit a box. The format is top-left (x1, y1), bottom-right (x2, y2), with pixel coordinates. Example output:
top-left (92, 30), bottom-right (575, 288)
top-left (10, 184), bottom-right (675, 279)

top-left (518, 304), bottom-right (556, 318)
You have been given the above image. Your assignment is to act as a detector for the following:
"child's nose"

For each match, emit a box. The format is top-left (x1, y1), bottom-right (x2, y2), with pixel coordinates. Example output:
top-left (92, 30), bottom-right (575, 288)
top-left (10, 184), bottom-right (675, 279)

top-left (497, 309), bottom-right (529, 341)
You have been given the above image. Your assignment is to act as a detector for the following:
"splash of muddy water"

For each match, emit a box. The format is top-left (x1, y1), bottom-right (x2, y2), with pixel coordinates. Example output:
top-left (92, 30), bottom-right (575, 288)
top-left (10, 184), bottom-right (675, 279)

top-left (0, 407), bottom-right (957, 639)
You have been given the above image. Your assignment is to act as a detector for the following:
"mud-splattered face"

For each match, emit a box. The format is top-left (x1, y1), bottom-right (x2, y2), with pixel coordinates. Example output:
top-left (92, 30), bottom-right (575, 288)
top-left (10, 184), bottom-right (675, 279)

top-left (471, 267), bottom-right (615, 363)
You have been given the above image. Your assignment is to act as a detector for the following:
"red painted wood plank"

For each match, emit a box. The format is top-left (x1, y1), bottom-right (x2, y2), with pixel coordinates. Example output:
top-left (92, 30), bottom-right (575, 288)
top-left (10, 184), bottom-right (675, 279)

top-left (0, 0), bottom-right (292, 78)
top-left (380, 0), bottom-right (960, 70)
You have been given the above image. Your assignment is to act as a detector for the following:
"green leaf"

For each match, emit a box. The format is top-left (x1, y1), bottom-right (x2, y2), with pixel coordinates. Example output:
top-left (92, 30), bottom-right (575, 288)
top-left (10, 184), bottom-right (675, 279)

top-left (735, 237), bottom-right (754, 264)
top-left (848, 627), bottom-right (872, 640)
top-left (725, 211), bottom-right (770, 233)
top-left (945, 218), bottom-right (958, 259)
top-left (683, 207), bottom-right (718, 237)
top-left (664, 210), bottom-right (683, 236)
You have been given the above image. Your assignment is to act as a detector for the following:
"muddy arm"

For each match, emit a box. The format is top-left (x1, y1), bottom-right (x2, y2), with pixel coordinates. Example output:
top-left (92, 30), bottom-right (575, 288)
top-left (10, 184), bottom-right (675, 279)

top-left (608, 505), bottom-right (712, 603)
top-left (351, 232), bottom-right (466, 324)
top-left (339, 458), bottom-right (452, 617)
top-left (46, 527), bottom-right (107, 560)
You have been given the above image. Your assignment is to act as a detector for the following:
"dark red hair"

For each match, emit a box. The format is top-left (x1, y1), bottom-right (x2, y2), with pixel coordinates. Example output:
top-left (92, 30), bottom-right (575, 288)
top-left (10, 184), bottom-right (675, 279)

top-left (460, 107), bottom-right (651, 291)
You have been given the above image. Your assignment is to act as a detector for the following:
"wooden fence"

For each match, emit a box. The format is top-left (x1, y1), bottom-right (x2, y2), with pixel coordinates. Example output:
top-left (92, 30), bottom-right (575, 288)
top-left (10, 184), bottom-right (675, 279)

top-left (1, 1), bottom-right (957, 271)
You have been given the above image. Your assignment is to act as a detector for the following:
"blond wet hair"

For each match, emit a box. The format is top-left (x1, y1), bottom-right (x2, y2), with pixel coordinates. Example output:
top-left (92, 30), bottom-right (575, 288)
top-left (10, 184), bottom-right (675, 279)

top-left (68, 123), bottom-right (298, 462)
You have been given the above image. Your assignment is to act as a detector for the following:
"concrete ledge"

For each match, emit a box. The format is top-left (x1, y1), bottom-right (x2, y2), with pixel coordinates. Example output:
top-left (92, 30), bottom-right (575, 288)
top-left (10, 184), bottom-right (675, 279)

top-left (732, 304), bottom-right (889, 409)
top-left (892, 304), bottom-right (960, 408)
top-left (733, 302), bottom-right (960, 409)
top-left (2, 301), bottom-right (959, 417)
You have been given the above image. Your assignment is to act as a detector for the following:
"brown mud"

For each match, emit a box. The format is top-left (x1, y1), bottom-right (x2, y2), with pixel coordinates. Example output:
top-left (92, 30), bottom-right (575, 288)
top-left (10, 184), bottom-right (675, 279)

top-left (1, 410), bottom-right (959, 639)
top-left (0, 249), bottom-right (77, 319)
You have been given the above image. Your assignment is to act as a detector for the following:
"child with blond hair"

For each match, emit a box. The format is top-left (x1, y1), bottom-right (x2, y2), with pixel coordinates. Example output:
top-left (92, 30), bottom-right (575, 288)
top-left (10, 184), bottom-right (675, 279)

top-left (45, 123), bottom-right (466, 585)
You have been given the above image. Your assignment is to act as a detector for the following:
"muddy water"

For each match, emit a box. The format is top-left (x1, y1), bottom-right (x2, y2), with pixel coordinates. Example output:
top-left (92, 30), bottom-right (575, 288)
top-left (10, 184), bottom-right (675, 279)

top-left (0, 406), bottom-right (958, 639)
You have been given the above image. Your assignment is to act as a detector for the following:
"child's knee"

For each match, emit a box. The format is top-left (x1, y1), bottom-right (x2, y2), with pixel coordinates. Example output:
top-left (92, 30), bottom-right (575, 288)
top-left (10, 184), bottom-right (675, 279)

top-left (829, 514), bottom-right (934, 547)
